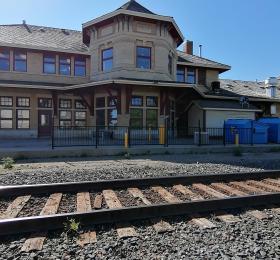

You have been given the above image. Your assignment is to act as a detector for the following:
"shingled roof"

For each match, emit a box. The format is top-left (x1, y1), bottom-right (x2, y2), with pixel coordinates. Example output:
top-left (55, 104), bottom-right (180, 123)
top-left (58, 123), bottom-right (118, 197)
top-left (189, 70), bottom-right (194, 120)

top-left (219, 79), bottom-right (280, 99)
top-left (177, 50), bottom-right (230, 72)
top-left (117, 0), bottom-right (155, 14)
top-left (0, 24), bottom-right (89, 55)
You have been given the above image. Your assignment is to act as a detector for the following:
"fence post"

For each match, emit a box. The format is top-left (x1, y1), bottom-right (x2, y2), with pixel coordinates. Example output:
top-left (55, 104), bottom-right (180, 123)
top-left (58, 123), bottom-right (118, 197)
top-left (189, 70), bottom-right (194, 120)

top-left (198, 120), bottom-right (201, 146)
top-left (51, 125), bottom-right (54, 150)
top-left (251, 121), bottom-right (254, 146)
top-left (95, 126), bottom-right (98, 148)
top-left (223, 121), bottom-right (226, 146)
top-left (165, 119), bottom-right (168, 147)
top-left (128, 126), bottom-right (131, 148)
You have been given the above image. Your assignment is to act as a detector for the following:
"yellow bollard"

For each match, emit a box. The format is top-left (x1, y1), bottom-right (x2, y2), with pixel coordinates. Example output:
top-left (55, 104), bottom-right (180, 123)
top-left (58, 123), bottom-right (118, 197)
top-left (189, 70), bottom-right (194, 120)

top-left (159, 126), bottom-right (165, 145)
top-left (124, 132), bottom-right (128, 148)
top-left (235, 133), bottom-right (239, 146)
top-left (148, 127), bottom-right (151, 143)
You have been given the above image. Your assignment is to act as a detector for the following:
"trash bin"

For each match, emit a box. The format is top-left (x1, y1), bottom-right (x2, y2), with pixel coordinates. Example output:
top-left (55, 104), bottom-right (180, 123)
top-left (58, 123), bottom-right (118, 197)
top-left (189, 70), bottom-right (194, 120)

top-left (258, 117), bottom-right (280, 143)
top-left (225, 119), bottom-right (268, 144)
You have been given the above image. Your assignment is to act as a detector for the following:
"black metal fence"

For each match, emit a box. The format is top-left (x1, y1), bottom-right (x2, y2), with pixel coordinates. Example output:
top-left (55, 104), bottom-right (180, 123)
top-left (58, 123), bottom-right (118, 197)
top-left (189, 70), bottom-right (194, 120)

top-left (52, 126), bottom-right (261, 148)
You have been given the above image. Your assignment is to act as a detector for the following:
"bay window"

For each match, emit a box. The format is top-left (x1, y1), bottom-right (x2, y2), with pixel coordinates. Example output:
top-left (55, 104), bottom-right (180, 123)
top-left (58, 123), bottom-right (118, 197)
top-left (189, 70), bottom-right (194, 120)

top-left (136, 47), bottom-right (151, 69)
top-left (0, 49), bottom-right (10, 71)
top-left (74, 57), bottom-right (86, 76)
top-left (187, 68), bottom-right (196, 84)
top-left (102, 48), bottom-right (113, 72)
top-left (176, 67), bottom-right (185, 82)
top-left (14, 50), bottom-right (27, 72)
top-left (59, 56), bottom-right (71, 75)
top-left (43, 54), bottom-right (56, 74)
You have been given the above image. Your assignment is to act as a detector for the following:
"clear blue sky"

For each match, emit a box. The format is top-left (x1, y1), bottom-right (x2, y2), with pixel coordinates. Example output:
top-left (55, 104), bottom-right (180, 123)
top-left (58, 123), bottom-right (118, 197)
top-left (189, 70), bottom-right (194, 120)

top-left (1, 0), bottom-right (279, 81)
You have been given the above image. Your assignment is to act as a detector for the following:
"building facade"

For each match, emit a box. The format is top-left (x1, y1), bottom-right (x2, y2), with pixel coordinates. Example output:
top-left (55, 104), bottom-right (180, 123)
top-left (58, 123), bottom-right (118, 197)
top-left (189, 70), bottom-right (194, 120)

top-left (0, 0), bottom-right (279, 139)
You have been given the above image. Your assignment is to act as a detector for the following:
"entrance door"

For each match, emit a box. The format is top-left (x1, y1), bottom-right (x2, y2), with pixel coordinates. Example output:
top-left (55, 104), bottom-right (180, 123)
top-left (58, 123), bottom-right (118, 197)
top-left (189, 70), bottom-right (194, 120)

top-left (38, 110), bottom-right (52, 137)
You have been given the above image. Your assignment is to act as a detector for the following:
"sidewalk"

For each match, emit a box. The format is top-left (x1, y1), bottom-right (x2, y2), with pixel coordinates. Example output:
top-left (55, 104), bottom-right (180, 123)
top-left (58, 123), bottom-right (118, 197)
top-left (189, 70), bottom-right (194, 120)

top-left (0, 138), bottom-right (280, 159)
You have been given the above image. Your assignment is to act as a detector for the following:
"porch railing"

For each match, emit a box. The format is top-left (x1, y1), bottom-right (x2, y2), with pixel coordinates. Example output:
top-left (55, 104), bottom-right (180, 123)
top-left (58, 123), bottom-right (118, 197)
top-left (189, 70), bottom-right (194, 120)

top-left (52, 125), bottom-right (258, 148)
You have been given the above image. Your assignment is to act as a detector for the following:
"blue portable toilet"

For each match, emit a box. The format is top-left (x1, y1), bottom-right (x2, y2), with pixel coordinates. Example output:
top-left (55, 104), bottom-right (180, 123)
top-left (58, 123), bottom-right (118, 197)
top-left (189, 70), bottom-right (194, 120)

top-left (258, 118), bottom-right (280, 143)
top-left (225, 119), bottom-right (268, 144)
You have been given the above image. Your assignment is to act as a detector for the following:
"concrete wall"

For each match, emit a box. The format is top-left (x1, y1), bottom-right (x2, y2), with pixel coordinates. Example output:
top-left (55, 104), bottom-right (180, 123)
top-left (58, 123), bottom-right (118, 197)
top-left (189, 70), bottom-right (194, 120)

top-left (188, 105), bottom-right (204, 127)
top-left (0, 49), bottom-right (90, 85)
top-left (88, 17), bottom-right (178, 82)
top-left (206, 110), bottom-right (255, 128)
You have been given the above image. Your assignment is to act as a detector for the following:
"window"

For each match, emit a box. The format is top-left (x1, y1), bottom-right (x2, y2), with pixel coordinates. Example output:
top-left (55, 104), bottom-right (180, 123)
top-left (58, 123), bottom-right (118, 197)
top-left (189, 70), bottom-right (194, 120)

top-left (75, 111), bottom-right (86, 127)
top-left (16, 110), bottom-right (30, 129)
top-left (108, 109), bottom-right (117, 127)
top-left (59, 56), bottom-right (71, 75)
top-left (187, 68), bottom-right (196, 84)
top-left (107, 96), bottom-right (117, 107)
top-left (102, 48), bottom-right (113, 72)
top-left (130, 109), bottom-right (143, 128)
top-left (146, 96), bottom-right (158, 107)
top-left (168, 55), bottom-right (173, 74)
top-left (176, 67), bottom-right (185, 82)
top-left (59, 111), bottom-right (72, 127)
top-left (59, 99), bottom-right (72, 109)
top-left (136, 47), bottom-right (151, 69)
top-left (14, 50), bottom-right (27, 72)
top-left (75, 100), bottom-right (86, 109)
top-left (38, 98), bottom-right (52, 108)
top-left (0, 109), bottom-right (12, 129)
top-left (74, 57), bottom-right (86, 76)
top-left (0, 49), bottom-right (10, 71)
top-left (43, 54), bottom-right (56, 74)
top-left (96, 110), bottom-right (105, 126)
top-left (0, 96), bottom-right (12, 107)
top-left (96, 97), bottom-right (105, 108)
top-left (146, 109), bottom-right (158, 128)
top-left (17, 97), bottom-right (30, 107)
top-left (131, 96), bottom-right (143, 107)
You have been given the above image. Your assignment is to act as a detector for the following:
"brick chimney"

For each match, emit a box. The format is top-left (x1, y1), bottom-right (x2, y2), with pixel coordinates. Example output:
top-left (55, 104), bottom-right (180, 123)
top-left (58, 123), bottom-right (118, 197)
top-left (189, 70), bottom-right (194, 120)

top-left (183, 40), bottom-right (193, 55)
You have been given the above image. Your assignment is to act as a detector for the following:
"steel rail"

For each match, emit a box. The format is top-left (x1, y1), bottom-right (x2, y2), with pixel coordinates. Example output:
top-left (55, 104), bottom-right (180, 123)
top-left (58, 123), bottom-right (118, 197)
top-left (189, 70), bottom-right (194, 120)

top-left (0, 192), bottom-right (280, 236)
top-left (0, 170), bottom-right (280, 198)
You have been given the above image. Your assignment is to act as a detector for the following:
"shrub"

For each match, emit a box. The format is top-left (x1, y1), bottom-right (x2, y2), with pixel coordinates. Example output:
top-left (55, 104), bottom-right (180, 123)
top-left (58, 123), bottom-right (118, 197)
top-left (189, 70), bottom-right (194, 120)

top-left (63, 218), bottom-right (80, 237)
top-left (124, 152), bottom-right (131, 159)
top-left (233, 147), bottom-right (243, 157)
top-left (1, 157), bottom-right (15, 169)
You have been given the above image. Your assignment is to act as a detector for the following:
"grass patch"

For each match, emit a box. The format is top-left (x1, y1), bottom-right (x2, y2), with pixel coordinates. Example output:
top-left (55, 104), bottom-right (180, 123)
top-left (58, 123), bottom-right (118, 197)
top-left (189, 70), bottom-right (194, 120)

top-left (233, 147), bottom-right (243, 157)
top-left (1, 157), bottom-right (15, 169)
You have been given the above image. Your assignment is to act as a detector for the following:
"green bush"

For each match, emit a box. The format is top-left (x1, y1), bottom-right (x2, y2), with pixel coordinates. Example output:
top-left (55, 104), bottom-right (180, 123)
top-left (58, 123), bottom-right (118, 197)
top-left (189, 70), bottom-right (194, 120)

top-left (1, 157), bottom-right (15, 169)
top-left (63, 218), bottom-right (80, 237)
top-left (233, 147), bottom-right (243, 157)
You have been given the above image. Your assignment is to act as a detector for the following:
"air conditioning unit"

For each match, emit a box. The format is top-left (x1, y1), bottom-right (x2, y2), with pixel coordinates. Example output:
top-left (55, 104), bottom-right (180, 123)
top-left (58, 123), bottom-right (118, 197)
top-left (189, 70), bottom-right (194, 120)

top-left (211, 81), bottom-right (221, 93)
top-left (194, 131), bottom-right (209, 145)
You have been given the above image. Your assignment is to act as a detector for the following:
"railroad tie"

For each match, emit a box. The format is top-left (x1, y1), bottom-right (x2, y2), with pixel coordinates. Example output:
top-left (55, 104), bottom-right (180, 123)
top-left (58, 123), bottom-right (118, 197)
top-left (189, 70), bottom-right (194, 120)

top-left (76, 192), bottom-right (97, 247)
top-left (0, 195), bottom-right (31, 219)
top-left (128, 188), bottom-right (173, 233)
top-left (151, 186), bottom-right (181, 203)
top-left (247, 181), bottom-right (280, 214)
top-left (154, 185), bottom-right (215, 229)
top-left (192, 184), bottom-right (240, 223)
top-left (102, 189), bottom-right (137, 238)
top-left (216, 183), bottom-right (269, 220)
top-left (93, 194), bottom-right (103, 209)
top-left (230, 181), bottom-right (267, 194)
top-left (263, 178), bottom-right (280, 187)
top-left (21, 193), bottom-right (62, 252)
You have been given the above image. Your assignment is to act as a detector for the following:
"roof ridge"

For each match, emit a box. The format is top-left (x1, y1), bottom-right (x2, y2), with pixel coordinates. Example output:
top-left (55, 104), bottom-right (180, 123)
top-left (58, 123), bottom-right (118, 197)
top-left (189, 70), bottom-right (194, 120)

top-left (0, 23), bottom-right (82, 33)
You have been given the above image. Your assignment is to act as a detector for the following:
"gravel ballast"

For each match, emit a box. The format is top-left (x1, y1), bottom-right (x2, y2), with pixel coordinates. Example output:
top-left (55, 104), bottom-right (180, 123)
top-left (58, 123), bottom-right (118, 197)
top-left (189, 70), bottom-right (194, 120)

top-left (0, 152), bottom-right (280, 259)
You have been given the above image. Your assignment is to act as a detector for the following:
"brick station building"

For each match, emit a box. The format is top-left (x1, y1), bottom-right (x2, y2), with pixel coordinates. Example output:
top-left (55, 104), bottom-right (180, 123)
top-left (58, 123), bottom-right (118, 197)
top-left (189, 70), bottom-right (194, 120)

top-left (0, 0), bottom-right (279, 139)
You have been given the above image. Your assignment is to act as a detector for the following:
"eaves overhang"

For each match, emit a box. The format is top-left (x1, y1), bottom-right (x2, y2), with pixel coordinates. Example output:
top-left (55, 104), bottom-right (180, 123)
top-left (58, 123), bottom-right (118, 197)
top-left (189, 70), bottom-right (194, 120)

top-left (82, 9), bottom-right (184, 46)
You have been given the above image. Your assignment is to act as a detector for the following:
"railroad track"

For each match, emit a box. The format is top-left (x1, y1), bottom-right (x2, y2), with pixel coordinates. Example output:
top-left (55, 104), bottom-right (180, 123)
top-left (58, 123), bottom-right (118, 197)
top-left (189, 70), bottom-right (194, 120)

top-left (1, 170), bottom-right (280, 251)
